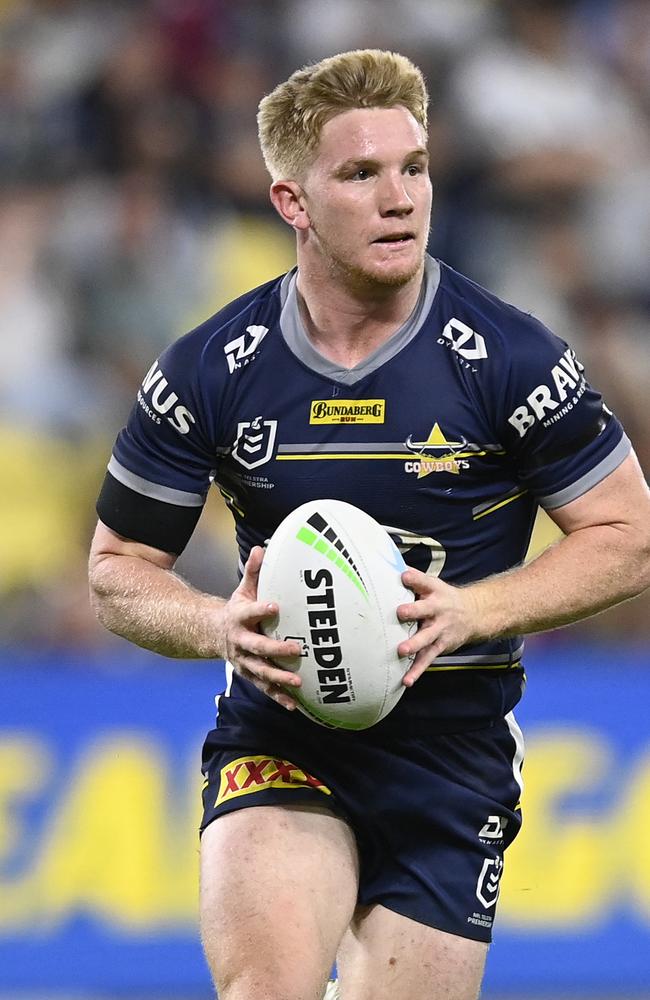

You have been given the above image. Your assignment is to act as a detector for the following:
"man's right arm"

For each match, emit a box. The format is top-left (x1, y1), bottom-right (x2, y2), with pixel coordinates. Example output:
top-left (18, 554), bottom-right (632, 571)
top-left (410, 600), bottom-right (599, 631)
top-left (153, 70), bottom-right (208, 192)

top-left (88, 520), bottom-right (302, 709)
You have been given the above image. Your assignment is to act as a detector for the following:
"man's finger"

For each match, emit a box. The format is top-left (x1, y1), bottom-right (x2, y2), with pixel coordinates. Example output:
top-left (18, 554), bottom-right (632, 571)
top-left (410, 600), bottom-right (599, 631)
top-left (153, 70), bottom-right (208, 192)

top-left (243, 631), bottom-right (304, 664)
top-left (238, 545), bottom-right (266, 597)
top-left (402, 639), bottom-right (446, 686)
top-left (401, 568), bottom-right (435, 594)
top-left (234, 598), bottom-right (281, 626)
top-left (235, 651), bottom-right (302, 688)
top-left (398, 621), bottom-right (437, 657)
top-left (271, 688), bottom-right (299, 711)
top-left (238, 667), bottom-right (299, 711)
top-left (396, 600), bottom-right (432, 622)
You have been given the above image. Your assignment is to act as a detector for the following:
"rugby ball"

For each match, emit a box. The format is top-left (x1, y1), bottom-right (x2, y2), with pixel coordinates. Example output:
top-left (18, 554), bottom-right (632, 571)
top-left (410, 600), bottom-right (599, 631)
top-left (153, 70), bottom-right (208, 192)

top-left (258, 499), bottom-right (416, 729)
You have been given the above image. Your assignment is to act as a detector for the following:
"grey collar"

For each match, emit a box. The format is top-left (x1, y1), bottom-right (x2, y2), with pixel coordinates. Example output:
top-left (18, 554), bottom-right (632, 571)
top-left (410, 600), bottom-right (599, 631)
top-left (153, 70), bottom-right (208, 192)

top-left (279, 255), bottom-right (441, 385)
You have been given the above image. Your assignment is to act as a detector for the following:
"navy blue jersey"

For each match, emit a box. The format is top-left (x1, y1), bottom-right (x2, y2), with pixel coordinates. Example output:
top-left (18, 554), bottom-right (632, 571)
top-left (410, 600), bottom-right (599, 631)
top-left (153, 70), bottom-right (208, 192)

top-left (98, 256), bottom-right (629, 729)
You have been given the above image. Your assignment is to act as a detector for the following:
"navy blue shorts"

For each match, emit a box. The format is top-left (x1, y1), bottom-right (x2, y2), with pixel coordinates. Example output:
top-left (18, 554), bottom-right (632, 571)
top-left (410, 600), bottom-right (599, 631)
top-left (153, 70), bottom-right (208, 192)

top-left (200, 686), bottom-right (524, 943)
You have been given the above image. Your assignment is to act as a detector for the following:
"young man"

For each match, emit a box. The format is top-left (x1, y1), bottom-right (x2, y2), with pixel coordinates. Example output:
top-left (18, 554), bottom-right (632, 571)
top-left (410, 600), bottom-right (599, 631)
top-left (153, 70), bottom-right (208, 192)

top-left (89, 50), bottom-right (650, 1000)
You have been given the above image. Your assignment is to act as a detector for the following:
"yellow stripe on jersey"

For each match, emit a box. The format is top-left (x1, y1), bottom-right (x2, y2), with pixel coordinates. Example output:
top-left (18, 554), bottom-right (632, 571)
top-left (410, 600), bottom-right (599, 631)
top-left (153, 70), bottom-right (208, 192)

top-left (219, 486), bottom-right (245, 516)
top-left (277, 453), bottom-right (410, 461)
top-left (277, 451), bottom-right (493, 461)
top-left (472, 491), bottom-right (527, 520)
top-left (426, 661), bottom-right (522, 672)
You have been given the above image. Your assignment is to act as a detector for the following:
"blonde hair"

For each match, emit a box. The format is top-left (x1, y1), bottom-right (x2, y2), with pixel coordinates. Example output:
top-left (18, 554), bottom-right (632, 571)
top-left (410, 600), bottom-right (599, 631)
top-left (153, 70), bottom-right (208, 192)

top-left (257, 49), bottom-right (429, 182)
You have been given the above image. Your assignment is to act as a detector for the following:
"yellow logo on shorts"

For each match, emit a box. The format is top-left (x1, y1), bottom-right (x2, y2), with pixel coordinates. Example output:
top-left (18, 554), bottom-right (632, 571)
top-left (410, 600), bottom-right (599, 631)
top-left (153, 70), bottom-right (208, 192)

top-left (310, 399), bottom-right (385, 424)
top-left (215, 755), bottom-right (331, 807)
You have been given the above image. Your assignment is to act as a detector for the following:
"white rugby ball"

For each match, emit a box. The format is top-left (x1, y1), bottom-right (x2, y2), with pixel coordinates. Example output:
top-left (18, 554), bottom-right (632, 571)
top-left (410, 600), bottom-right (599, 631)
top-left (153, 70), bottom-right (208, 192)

top-left (258, 499), bottom-right (416, 730)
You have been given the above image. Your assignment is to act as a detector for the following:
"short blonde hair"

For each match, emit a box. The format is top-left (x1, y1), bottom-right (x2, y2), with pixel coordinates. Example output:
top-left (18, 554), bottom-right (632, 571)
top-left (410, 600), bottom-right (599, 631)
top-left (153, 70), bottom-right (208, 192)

top-left (257, 49), bottom-right (429, 182)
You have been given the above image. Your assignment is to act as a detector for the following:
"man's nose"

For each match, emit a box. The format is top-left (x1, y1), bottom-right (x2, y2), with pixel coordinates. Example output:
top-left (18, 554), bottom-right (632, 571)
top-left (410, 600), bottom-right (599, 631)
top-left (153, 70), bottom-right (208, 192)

top-left (378, 173), bottom-right (414, 216)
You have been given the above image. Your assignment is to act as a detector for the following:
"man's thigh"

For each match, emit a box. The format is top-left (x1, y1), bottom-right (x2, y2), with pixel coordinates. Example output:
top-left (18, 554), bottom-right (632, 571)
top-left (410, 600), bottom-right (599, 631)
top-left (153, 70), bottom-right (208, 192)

top-left (337, 903), bottom-right (487, 1000)
top-left (200, 804), bottom-right (359, 1000)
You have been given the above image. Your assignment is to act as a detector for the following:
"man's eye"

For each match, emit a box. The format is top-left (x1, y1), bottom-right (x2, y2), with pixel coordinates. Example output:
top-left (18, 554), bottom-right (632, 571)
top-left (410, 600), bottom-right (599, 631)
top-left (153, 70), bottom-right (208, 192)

top-left (406, 164), bottom-right (423, 176)
top-left (351, 168), bottom-right (371, 180)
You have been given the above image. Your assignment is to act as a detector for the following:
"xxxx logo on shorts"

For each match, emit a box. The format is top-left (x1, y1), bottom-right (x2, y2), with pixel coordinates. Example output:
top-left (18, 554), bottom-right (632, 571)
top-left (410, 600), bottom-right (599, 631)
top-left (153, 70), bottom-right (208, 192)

top-left (215, 755), bottom-right (331, 807)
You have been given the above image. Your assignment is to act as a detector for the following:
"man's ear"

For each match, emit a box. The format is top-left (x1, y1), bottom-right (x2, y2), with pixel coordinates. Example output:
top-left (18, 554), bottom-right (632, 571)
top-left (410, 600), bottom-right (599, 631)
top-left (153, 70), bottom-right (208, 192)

top-left (269, 180), bottom-right (311, 231)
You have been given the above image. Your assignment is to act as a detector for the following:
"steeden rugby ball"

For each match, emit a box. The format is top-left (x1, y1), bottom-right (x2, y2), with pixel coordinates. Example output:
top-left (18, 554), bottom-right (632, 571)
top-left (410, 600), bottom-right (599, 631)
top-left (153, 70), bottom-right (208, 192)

top-left (258, 499), bottom-right (416, 729)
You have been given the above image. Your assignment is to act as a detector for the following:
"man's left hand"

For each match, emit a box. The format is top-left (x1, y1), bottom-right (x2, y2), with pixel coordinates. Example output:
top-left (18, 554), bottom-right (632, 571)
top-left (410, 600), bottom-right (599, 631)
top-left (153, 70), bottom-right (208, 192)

top-left (396, 569), bottom-right (479, 686)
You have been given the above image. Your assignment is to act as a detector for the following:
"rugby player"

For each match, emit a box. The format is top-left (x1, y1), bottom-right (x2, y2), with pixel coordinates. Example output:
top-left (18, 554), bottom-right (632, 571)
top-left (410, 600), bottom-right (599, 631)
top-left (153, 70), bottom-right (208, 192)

top-left (89, 50), bottom-right (650, 1000)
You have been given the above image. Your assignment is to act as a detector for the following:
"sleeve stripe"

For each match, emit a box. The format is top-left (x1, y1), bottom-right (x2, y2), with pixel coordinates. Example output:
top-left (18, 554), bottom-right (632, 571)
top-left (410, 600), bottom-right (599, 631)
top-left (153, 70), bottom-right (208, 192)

top-left (107, 456), bottom-right (205, 508)
top-left (539, 434), bottom-right (631, 510)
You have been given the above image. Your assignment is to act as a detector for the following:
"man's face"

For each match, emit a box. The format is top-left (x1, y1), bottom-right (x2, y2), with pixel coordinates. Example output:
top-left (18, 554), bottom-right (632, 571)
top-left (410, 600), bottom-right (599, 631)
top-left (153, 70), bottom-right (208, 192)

top-left (299, 106), bottom-right (432, 290)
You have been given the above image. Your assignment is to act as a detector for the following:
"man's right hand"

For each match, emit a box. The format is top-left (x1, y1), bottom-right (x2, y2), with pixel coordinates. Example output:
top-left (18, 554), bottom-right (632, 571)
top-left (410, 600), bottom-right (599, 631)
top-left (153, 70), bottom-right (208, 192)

top-left (219, 545), bottom-right (303, 710)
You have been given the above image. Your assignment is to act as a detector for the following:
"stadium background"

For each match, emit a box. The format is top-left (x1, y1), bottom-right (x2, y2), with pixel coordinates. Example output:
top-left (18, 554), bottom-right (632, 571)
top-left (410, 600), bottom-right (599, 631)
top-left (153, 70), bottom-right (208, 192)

top-left (1, 0), bottom-right (649, 997)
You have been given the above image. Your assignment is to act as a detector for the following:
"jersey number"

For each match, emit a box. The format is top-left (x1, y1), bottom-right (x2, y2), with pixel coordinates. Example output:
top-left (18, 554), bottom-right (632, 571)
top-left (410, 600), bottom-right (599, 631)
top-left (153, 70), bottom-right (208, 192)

top-left (382, 525), bottom-right (446, 577)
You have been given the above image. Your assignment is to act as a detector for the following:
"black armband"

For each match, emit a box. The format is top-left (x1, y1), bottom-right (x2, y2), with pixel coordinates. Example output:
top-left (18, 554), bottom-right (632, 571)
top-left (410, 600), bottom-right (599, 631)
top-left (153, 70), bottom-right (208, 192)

top-left (96, 471), bottom-right (203, 555)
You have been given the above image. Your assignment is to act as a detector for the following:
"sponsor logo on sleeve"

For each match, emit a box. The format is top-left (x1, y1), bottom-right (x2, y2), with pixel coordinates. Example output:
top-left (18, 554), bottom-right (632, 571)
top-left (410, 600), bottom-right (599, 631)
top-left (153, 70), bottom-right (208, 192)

top-left (309, 399), bottom-right (386, 424)
top-left (137, 361), bottom-right (196, 435)
top-left (507, 348), bottom-right (586, 438)
top-left (223, 325), bottom-right (269, 373)
top-left (215, 755), bottom-right (330, 806)
top-left (231, 417), bottom-right (278, 469)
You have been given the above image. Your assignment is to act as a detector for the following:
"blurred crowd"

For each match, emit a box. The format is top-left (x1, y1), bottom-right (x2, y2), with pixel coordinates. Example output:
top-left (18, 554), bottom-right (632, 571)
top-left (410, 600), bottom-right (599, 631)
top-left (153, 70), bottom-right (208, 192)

top-left (1, 0), bottom-right (649, 649)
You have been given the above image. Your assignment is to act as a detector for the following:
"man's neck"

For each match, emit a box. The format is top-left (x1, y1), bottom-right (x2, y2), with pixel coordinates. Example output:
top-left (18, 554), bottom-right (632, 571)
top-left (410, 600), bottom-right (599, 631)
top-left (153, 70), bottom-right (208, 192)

top-left (295, 259), bottom-right (425, 370)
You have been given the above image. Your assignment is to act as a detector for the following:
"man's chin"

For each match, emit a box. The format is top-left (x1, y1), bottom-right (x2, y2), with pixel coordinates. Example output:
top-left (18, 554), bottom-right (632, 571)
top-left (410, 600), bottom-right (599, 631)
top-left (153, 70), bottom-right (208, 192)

top-left (372, 264), bottom-right (420, 287)
top-left (346, 251), bottom-right (424, 290)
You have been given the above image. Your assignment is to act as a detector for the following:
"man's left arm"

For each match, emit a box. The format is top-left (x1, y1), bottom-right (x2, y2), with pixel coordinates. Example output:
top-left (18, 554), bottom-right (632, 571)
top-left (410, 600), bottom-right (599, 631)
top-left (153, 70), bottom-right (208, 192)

top-left (398, 452), bottom-right (650, 684)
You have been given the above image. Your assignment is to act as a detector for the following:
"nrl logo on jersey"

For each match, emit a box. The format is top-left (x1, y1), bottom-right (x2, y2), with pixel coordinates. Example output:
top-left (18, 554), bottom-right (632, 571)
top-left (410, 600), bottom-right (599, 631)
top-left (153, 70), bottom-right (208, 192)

top-left (476, 856), bottom-right (503, 910)
top-left (232, 416), bottom-right (278, 469)
top-left (224, 325), bottom-right (269, 374)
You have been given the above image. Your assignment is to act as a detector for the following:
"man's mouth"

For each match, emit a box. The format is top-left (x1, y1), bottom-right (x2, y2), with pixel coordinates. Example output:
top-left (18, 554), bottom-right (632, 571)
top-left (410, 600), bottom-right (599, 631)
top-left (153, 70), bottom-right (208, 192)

top-left (372, 233), bottom-right (415, 245)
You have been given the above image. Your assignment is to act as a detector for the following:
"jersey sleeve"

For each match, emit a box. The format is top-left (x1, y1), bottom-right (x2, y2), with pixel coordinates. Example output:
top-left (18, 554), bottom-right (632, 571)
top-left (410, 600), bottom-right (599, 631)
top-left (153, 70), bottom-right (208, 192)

top-left (495, 314), bottom-right (630, 509)
top-left (96, 330), bottom-right (220, 554)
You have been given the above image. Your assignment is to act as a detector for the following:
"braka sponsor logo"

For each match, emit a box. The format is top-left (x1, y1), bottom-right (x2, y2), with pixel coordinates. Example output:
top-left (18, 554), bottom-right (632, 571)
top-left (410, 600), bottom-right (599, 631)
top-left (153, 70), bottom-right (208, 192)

top-left (303, 568), bottom-right (352, 705)
top-left (139, 362), bottom-right (196, 435)
top-left (508, 348), bottom-right (586, 438)
top-left (310, 399), bottom-right (385, 424)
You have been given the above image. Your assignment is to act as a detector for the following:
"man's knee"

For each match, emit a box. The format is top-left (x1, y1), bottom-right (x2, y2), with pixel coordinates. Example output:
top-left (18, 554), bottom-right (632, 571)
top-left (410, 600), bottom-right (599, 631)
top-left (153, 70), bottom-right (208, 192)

top-left (213, 964), bottom-right (331, 1000)
top-left (201, 900), bottom-right (336, 1000)
top-left (337, 906), bottom-right (487, 1000)
top-left (200, 909), bottom-right (330, 1000)
top-left (200, 806), bottom-right (357, 1000)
